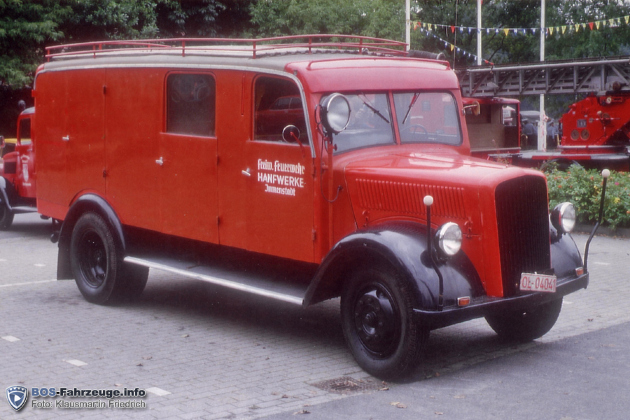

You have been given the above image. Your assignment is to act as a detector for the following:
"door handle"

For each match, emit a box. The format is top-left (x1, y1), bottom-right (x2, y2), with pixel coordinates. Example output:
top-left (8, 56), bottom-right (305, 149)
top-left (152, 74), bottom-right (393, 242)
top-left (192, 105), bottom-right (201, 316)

top-left (242, 168), bottom-right (251, 177)
top-left (62, 135), bottom-right (70, 142)
top-left (156, 157), bottom-right (164, 166)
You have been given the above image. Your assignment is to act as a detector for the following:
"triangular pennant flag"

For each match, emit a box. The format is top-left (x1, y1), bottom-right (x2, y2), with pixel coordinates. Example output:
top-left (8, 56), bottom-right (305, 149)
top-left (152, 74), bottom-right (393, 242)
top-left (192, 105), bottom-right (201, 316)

top-left (549, 27), bottom-right (554, 35)
top-left (532, 28), bottom-right (537, 34)
top-left (450, 44), bottom-right (454, 51)
top-left (513, 28), bottom-right (518, 34)
top-left (561, 25), bottom-right (567, 34)
top-left (460, 27), bottom-right (464, 32)
top-left (503, 28), bottom-right (509, 36)
top-left (575, 23), bottom-right (580, 32)
top-left (589, 22), bottom-right (593, 30)
top-left (451, 25), bottom-right (455, 33)
top-left (487, 28), bottom-right (491, 34)
top-left (625, 16), bottom-right (629, 24)
top-left (414, 22), bottom-right (418, 30)
top-left (581, 23), bottom-right (586, 29)
top-left (609, 19), bottom-right (614, 26)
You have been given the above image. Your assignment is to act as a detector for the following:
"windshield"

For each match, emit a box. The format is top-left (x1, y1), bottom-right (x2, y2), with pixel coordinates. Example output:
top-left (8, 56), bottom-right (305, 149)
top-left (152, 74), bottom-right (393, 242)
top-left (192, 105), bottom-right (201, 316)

top-left (332, 91), bottom-right (462, 154)
top-left (333, 93), bottom-right (395, 154)
top-left (394, 92), bottom-right (461, 146)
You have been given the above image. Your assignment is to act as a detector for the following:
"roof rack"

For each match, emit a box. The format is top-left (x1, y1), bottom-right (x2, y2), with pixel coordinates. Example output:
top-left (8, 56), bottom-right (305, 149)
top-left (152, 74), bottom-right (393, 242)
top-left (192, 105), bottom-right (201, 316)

top-left (45, 34), bottom-right (408, 61)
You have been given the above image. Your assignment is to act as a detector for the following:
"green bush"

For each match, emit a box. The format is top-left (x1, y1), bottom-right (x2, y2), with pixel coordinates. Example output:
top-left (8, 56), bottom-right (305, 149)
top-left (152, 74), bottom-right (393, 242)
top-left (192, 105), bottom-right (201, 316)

top-left (545, 164), bottom-right (630, 230)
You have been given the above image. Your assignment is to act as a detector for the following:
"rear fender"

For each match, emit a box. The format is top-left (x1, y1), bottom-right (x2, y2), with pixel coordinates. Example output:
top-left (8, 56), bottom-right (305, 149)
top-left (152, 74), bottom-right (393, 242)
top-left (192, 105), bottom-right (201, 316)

top-left (304, 222), bottom-right (485, 310)
top-left (57, 194), bottom-right (126, 280)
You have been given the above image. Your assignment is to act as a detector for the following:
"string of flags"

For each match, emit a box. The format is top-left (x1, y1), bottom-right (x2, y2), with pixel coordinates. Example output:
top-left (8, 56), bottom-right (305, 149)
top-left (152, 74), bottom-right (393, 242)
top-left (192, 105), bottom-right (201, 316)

top-left (412, 14), bottom-right (630, 36)
top-left (421, 29), bottom-right (494, 65)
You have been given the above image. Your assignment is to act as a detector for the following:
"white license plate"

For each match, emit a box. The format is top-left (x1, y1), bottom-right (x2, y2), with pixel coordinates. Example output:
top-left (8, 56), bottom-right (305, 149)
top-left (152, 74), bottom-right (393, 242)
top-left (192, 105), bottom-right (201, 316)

top-left (519, 273), bottom-right (557, 293)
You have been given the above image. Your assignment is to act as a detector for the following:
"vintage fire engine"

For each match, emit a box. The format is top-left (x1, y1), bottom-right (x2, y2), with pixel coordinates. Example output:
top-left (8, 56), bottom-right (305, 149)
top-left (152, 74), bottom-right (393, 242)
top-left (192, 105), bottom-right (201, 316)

top-left (0, 107), bottom-right (38, 229)
top-left (31, 36), bottom-right (605, 379)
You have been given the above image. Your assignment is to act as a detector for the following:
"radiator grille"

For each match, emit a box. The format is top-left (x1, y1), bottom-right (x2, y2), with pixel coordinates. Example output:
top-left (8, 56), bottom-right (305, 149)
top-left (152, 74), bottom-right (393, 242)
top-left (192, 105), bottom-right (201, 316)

top-left (355, 179), bottom-right (466, 219)
top-left (495, 176), bottom-right (550, 296)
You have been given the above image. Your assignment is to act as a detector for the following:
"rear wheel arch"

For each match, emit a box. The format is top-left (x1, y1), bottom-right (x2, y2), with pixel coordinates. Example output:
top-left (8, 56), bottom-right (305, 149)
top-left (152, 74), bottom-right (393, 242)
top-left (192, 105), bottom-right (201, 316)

top-left (57, 194), bottom-right (126, 280)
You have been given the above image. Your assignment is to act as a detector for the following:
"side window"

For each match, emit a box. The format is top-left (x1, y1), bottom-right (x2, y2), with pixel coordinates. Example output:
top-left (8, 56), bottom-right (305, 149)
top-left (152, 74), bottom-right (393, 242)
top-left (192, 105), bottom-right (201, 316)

top-left (254, 76), bottom-right (307, 144)
top-left (167, 73), bottom-right (216, 137)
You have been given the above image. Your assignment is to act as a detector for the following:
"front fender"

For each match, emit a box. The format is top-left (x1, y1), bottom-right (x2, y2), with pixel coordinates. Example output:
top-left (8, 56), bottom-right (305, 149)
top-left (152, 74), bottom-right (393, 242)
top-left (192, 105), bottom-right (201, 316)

top-left (0, 176), bottom-right (16, 210)
top-left (550, 224), bottom-right (585, 281)
top-left (304, 222), bottom-right (485, 310)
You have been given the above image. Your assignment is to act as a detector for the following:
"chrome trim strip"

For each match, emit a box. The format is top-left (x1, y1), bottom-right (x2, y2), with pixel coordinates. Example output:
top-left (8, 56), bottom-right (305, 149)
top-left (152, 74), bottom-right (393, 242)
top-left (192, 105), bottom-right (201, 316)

top-left (124, 256), bottom-right (304, 305)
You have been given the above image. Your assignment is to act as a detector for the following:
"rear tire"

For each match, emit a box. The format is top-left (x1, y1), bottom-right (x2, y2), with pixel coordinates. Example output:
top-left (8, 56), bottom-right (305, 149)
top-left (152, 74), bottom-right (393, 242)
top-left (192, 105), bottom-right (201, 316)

top-left (70, 212), bottom-right (147, 304)
top-left (486, 298), bottom-right (563, 342)
top-left (341, 266), bottom-right (428, 380)
top-left (0, 204), bottom-right (14, 230)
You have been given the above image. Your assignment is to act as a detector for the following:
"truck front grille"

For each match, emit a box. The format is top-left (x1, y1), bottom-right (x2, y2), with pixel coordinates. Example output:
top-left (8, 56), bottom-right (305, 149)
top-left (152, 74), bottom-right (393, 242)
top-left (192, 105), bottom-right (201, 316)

top-left (495, 176), bottom-right (550, 296)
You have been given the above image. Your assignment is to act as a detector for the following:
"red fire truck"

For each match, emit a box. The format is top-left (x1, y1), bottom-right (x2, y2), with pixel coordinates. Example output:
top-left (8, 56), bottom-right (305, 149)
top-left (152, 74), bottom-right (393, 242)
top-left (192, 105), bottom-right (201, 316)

top-left (0, 107), bottom-right (38, 229)
top-left (30, 35), bottom-right (605, 379)
top-left (465, 91), bottom-right (630, 171)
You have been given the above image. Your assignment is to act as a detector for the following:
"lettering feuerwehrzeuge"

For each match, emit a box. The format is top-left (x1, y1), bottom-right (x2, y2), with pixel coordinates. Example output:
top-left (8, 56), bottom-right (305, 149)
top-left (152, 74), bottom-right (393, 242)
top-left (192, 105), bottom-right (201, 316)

top-left (257, 159), bottom-right (305, 196)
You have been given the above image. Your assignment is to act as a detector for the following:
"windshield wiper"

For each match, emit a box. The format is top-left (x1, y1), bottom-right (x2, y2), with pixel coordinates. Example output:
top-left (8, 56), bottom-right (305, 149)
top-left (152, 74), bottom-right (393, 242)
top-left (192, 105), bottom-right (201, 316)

top-left (358, 94), bottom-right (390, 124)
top-left (402, 92), bottom-right (420, 124)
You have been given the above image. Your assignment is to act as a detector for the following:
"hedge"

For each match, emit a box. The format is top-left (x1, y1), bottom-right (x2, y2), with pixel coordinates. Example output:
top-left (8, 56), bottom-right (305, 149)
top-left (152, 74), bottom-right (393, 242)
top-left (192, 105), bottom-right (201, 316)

top-left (545, 164), bottom-right (630, 230)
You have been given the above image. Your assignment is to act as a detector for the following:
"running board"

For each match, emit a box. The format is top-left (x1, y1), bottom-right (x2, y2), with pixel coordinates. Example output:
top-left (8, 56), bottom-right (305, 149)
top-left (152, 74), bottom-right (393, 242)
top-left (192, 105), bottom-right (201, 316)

top-left (124, 255), bottom-right (307, 306)
top-left (11, 206), bottom-right (37, 214)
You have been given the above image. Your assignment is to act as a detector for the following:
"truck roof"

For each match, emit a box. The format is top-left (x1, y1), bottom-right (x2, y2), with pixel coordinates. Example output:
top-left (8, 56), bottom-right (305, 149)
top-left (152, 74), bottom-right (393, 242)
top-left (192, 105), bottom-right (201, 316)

top-left (37, 35), bottom-right (459, 93)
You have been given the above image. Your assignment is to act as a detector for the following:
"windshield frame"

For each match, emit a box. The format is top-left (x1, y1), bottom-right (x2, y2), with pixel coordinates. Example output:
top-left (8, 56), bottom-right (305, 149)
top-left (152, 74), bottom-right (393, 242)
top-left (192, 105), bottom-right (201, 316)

top-left (329, 90), bottom-right (464, 154)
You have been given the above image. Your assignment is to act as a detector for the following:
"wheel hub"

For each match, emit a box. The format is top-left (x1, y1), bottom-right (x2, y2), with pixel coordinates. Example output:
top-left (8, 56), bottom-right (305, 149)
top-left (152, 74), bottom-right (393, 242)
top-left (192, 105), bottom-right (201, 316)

top-left (353, 287), bottom-right (400, 355)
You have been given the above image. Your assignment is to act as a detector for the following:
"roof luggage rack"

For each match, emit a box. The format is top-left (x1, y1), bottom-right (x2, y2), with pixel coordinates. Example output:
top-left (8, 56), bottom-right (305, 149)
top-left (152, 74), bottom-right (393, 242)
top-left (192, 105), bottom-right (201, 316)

top-left (45, 34), bottom-right (408, 61)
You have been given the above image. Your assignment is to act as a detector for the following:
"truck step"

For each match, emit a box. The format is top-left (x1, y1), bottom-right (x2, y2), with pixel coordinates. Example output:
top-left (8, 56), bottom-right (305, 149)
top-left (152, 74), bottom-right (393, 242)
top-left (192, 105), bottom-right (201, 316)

top-left (124, 255), bottom-right (309, 306)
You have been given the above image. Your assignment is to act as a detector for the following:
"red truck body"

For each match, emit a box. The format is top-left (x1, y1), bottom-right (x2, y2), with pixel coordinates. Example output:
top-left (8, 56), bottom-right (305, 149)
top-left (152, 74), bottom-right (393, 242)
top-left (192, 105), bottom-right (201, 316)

top-left (24, 36), bottom-right (593, 379)
top-left (0, 107), bottom-right (38, 228)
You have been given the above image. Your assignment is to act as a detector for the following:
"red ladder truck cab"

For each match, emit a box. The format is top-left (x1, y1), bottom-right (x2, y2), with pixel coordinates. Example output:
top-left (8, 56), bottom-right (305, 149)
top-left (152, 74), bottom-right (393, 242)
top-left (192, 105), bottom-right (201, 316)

top-left (0, 107), bottom-right (38, 229)
top-left (33, 36), bottom-right (602, 380)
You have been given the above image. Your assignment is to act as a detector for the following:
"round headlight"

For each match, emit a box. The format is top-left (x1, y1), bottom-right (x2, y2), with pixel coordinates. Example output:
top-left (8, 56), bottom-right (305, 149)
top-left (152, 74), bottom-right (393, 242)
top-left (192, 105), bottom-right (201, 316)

top-left (321, 93), bottom-right (350, 134)
top-left (551, 202), bottom-right (576, 234)
top-left (436, 222), bottom-right (462, 257)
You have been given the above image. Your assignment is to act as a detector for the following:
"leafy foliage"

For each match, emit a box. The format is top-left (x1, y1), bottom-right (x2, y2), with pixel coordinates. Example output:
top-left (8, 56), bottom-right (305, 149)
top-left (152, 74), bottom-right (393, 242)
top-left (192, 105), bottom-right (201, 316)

top-left (546, 165), bottom-right (630, 230)
top-left (247, 0), bottom-right (404, 40)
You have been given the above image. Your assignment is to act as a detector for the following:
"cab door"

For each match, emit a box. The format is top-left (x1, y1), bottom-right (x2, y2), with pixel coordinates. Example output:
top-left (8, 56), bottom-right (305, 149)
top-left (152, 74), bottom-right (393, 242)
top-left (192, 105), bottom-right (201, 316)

top-left (159, 72), bottom-right (218, 243)
top-left (217, 73), bottom-right (314, 262)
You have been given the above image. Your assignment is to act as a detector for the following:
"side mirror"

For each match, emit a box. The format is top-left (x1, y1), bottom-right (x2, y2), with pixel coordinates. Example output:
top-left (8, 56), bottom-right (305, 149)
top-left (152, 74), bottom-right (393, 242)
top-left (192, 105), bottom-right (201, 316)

top-left (282, 125), bottom-right (301, 143)
top-left (320, 93), bottom-right (351, 136)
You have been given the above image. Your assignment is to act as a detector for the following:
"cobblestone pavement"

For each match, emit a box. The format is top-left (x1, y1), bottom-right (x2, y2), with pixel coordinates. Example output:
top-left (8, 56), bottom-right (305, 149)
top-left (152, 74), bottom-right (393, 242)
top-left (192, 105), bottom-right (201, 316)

top-left (0, 214), bottom-right (628, 419)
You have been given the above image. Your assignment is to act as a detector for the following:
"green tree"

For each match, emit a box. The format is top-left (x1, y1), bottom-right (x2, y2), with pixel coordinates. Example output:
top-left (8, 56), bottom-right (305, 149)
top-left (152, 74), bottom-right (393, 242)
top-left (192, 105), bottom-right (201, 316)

top-left (247, 0), bottom-right (405, 40)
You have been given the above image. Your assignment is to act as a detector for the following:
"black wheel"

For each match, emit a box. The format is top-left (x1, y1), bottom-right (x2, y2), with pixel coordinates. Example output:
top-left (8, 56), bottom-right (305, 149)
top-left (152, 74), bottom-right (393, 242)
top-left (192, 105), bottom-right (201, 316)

top-left (70, 212), bottom-right (148, 304)
top-left (0, 204), bottom-right (14, 230)
top-left (341, 266), bottom-right (428, 380)
top-left (486, 298), bottom-right (563, 342)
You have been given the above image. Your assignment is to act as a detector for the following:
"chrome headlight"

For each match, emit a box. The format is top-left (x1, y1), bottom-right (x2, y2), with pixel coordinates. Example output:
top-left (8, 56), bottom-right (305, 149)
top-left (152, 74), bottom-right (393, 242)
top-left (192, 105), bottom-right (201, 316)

top-left (551, 202), bottom-right (576, 234)
top-left (435, 222), bottom-right (462, 257)
top-left (320, 93), bottom-right (350, 135)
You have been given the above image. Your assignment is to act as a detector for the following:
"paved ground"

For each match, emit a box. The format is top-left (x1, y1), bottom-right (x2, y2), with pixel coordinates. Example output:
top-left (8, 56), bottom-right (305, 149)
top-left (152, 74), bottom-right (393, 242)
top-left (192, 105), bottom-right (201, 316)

top-left (0, 213), bottom-right (629, 419)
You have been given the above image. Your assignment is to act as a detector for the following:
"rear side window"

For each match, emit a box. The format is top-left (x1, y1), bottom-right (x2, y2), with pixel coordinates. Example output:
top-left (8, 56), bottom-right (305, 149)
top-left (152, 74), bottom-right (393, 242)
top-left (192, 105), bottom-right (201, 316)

top-left (254, 76), bottom-right (307, 144)
top-left (167, 73), bottom-right (216, 137)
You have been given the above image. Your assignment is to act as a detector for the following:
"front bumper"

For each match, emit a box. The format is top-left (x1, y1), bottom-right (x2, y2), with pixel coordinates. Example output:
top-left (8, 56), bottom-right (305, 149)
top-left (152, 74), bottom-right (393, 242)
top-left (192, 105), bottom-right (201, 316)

top-left (415, 272), bottom-right (589, 330)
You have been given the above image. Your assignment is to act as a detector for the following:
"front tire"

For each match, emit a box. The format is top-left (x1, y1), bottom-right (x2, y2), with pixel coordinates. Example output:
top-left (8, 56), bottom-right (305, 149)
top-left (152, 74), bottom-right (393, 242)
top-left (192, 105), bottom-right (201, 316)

top-left (341, 266), bottom-right (428, 380)
top-left (0, 204), bottom-right (14, 230)
top-left (70, 212), bottom-right (148, 304)
top-left (486, 298), bottom-right (563, 342)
